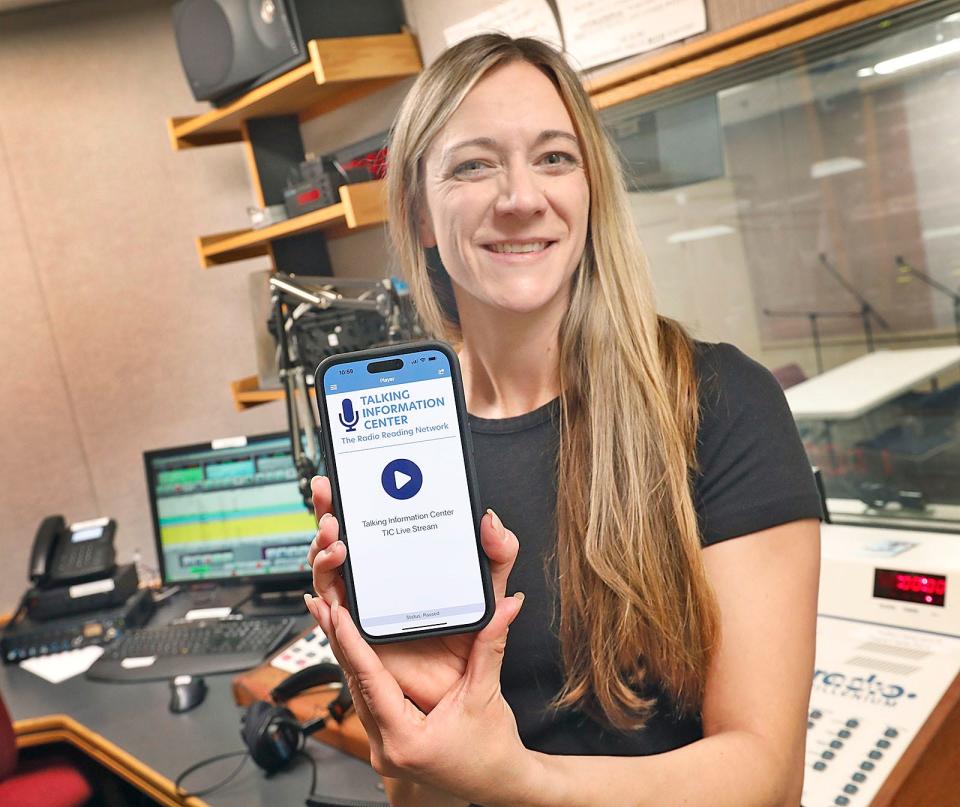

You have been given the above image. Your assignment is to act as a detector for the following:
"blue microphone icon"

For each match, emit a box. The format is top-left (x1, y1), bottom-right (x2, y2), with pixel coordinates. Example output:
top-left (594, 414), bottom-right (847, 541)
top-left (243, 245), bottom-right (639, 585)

top-left (338, 398), bottom-right (359, 432)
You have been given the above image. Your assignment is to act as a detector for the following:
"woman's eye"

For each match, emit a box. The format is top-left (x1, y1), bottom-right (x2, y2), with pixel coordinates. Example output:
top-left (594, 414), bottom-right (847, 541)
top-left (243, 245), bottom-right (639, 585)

top-left (453, 159), bottom-right (491, 177)
top-left (539, 151), bottom-right (578, 169)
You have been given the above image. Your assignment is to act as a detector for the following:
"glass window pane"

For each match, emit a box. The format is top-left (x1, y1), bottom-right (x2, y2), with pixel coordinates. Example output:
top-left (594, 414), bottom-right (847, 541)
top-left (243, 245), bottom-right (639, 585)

top-left (602, 4), bottom-right (960, 529)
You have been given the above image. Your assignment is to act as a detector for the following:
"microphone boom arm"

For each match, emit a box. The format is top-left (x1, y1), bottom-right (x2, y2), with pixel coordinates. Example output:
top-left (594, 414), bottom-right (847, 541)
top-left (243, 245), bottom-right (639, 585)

top-left (818, 253), bottom-right (891, 351)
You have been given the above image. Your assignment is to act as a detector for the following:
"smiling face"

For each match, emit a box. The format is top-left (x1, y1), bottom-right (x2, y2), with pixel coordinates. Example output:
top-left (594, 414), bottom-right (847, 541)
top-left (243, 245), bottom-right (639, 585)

top-left (418, 60), bottom-right (590, 321)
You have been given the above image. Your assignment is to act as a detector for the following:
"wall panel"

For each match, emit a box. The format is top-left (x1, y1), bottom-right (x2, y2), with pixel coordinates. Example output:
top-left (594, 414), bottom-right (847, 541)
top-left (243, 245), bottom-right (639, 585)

top-left (0, 125), bottom-right (98, 605)
top-left (0, 0), bottom-right (288, 610)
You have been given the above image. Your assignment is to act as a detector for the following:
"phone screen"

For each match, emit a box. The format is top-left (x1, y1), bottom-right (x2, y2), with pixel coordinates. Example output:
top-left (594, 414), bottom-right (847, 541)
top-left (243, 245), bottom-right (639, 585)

top-left (321, 346), bottom-right (487, 638)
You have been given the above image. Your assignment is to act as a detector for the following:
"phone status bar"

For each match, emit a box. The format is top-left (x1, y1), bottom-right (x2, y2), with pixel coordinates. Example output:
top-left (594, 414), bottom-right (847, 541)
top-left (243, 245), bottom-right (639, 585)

top-left (323, 349), bottom-right (450, 395)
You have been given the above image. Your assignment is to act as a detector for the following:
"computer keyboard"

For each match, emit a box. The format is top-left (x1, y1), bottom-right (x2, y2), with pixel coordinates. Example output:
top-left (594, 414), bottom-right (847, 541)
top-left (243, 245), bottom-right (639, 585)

top-left (86, 616), bottom-right (295, 682)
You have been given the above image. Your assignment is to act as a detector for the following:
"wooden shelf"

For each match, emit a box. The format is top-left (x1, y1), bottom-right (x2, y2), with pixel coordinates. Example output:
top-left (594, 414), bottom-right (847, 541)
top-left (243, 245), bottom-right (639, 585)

top-left (230, 376), bottom-right (317, 411)
top-left (167, 32), bottom-right (421, 150)
top-left (231, 376), bottom-right (281, 411)
top-left (197, 179), bottom-right (386, 268)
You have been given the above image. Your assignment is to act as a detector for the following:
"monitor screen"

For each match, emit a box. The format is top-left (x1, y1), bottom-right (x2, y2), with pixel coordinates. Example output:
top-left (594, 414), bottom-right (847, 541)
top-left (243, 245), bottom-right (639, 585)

top-left (144, 432), bottom-right (319, 586)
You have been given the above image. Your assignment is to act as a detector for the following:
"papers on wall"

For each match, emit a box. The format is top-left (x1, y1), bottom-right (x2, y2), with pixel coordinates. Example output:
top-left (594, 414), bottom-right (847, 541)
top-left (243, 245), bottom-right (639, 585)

top-left (443, 0), bottom-right (563, 51)
top-left (556, 0), bottom-right (707, 70)
top-left (20, 645), bottom-right (104, 684)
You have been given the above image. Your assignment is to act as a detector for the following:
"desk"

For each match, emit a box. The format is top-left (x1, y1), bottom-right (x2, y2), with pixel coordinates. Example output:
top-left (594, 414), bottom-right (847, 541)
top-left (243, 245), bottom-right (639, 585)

top-left (785, 347), bottom-right (960, 420)
top-left (0, 602), bottom-right (384, 806)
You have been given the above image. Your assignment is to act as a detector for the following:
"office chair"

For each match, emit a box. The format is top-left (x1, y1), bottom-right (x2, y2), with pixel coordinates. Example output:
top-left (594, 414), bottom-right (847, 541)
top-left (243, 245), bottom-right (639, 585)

top-left (0, 690), bottom-right (93, 807)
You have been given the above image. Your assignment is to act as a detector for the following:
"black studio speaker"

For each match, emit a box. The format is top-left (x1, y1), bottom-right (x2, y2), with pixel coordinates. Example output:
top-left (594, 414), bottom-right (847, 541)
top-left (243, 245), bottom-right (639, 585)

top-left (172, 0), bottom-right (405, 106)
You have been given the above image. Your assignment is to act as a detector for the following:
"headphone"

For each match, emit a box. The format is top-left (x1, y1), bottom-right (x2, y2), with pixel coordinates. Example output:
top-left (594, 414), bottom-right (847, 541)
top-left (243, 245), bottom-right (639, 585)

top-left (241, 661), bottom-right (353, 775)
top-left (175, 662), bottom-right (357, 800)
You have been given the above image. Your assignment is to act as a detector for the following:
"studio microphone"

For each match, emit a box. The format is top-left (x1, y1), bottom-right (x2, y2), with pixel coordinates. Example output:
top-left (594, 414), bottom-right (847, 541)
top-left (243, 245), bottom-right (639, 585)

top-left (338, 398), bottom-right (359, 432)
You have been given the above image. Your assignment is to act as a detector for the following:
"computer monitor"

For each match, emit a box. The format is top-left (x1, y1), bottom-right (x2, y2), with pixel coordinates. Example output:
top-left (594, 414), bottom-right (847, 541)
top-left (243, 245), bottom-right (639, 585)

top-left (144, 432), bottom-right (320, 594)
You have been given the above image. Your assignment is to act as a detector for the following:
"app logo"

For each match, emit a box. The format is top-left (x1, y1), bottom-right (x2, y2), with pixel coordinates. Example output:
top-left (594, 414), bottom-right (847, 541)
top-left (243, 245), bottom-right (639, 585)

top-left (381, 458), bottom-right (423, 500)
top-left (338, 398), bottom-right (359, 432)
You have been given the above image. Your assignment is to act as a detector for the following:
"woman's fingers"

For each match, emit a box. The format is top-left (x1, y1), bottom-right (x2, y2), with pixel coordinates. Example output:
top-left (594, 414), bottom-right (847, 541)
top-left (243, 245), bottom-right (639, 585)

top-left (311, 475), bottom-right (333, 518)
top-left (462, 592), bottom-right (525, 705)
top-left (306, 475), bottom-right (336, 567)
top-left (304, 595), bottom-right (384, 746)
top-left (310, 514), bottom-right (347, 606)
top-left (331, 603), bottom-right (411, 728)
top-left (480, 509), bottom-right (520, 600)
top-left (304, 594), bottom-right (353, 677)
top-left (306, 512), bottom-right (338, 566)
top-left (309, 594), bottom-right (402, 727)
top-left (342, 668), bottom-right (385, 749)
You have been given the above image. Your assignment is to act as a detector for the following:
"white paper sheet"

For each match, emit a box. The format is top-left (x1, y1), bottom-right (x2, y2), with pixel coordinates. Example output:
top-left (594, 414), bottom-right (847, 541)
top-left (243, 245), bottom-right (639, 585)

top-left (557, 0), bottom-right (707, 70)
top-left (183, 607), bottom-right (233, 621)
top-left (20, 645), bottom-right (104, 684)
top-left (443, 0), bottom-right (563, 51)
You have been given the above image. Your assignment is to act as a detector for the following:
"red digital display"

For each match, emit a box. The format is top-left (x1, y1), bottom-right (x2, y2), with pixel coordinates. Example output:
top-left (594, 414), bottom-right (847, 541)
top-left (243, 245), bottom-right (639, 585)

top-left (874, 568), bottom-right (947, 607)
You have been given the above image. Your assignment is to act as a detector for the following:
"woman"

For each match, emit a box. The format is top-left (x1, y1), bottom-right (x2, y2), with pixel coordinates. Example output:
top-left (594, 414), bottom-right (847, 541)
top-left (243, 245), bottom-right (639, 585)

top-left (305, 34), bottom-right (821, 806)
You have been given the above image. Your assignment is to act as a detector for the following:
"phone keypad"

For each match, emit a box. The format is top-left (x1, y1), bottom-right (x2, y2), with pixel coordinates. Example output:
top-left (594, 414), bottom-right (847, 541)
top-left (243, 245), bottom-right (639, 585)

top-left (55, 544), bottom-right (109, 576)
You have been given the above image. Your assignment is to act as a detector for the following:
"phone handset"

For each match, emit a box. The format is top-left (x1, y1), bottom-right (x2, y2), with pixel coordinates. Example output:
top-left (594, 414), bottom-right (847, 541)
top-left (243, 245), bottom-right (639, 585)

top-left (28, 515), bottom-right (117, 588)
top-left (28, 514), bottom-right (67, 585)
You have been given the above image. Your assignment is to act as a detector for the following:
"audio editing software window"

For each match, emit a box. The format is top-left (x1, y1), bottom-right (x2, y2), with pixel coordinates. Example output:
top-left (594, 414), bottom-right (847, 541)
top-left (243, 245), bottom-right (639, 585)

top-left (146, 435), bottom-right (316, 584)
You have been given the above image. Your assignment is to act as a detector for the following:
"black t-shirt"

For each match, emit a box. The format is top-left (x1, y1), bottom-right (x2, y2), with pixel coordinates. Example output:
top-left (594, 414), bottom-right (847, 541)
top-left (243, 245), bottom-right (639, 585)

top-left (467, 341), bottom-right (822, 759)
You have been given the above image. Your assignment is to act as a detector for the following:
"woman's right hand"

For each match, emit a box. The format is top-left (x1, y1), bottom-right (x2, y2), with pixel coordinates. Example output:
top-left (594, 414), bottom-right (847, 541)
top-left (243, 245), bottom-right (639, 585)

top-left (305, 475), bottom-right (520, 714)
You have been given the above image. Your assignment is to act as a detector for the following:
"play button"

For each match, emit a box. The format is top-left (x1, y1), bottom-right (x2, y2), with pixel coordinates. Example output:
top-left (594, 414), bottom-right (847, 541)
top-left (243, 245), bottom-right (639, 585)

top-left (381, 458), bottom-right (423, 500)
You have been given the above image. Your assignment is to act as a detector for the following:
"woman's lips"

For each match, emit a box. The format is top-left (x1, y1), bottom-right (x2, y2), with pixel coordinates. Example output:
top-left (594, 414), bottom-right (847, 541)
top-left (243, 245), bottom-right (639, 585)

top-left (480, 241), bottom-right (556, 261)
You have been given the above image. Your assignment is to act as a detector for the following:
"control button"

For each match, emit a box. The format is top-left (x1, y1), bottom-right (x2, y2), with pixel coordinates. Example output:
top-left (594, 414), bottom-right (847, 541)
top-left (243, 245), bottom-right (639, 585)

top-left (835, 797), bottom-right (850, 806)
top-left (813, 761), bottom-right (827, 771)
top-left (830, 740), bottom-right (843, 749)
top-left (861, 761), bottom-right (875, 771)
top-left (884, 728), bottom-right (899, 738)
top-left (822, 750), bottom-right (835, 760)
top-left (810, 710), bottom-right (823, 719)
top-left (844, 784), bottom-right (859, 795)
top-left (808, 721), bottom-right (815, 729)
top-left (852, 773), bottom-right (867, 783)
top-left (381, 458), bottom-right (424, 500)
top-left (846, 719), bottom-right (859, 728)
top-left (876, 739), bottom-right (891, 749)
top-left (838, 729), bottom-right (851, 739)
top-left (868, 750), bottom-right (883, 760)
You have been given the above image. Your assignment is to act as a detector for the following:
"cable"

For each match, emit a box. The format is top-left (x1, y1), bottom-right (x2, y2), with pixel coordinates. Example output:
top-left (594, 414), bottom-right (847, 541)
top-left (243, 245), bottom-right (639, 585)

top-left (174, 749), bottom-right (249, 798)
top-left (299, 747), bottom-right (391, 807)
top-left (301, 748), bottom-right (318, 799)
top-left (150, 584), bottom-right (180, 604)
top-left (173, 740), bottom-right (388, 806)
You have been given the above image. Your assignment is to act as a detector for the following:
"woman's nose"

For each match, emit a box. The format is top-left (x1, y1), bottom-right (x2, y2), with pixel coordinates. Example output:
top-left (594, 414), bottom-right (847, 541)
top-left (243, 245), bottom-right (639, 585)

top-left (494, 164), bottom-right (547, 218)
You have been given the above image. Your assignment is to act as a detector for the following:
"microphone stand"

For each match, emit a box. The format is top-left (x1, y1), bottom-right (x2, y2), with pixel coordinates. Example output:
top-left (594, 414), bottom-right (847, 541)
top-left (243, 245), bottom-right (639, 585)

top-left (763, 308), bottom-right (863, 374)
top-left (818, 253), bottom-right (891, 352)
top-left (269, 273), bottom-right (396, 510)
top-left (896, 255), bottom-right (960, 345)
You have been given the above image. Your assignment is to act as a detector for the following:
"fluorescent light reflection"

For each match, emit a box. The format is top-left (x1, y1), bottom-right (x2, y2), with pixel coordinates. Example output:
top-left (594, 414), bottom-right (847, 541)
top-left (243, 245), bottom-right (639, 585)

top-left (922, 225), bottom-right (960, 240)
top-left (810, 157), bottom-right (865, 179)
top-left (667, 225), bottom-right (735, 244)
top-left (873, 38), bottom-right (960, 75)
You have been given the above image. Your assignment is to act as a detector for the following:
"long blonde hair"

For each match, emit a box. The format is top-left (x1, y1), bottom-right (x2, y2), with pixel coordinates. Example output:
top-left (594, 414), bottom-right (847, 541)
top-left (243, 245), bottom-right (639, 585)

top-left (387, 34), bottom-right (719, 730)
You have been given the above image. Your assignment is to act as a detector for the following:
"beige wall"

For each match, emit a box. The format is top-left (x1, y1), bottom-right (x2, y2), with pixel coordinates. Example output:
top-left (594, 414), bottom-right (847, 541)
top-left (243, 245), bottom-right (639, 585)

top-left (0, 0), bottom-right (823, 612)
top-left (0, 0), bottom-right (405, 611)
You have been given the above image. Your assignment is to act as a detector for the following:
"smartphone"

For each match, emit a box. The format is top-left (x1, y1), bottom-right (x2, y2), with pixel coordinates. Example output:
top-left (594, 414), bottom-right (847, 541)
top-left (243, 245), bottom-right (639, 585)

top-left (315, 340), bottom-right (494, 643)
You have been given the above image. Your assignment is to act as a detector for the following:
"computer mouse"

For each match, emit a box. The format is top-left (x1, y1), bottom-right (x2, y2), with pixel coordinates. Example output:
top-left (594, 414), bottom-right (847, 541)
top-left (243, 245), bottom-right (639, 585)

top-left (169, 674), bottom-right (207, 713)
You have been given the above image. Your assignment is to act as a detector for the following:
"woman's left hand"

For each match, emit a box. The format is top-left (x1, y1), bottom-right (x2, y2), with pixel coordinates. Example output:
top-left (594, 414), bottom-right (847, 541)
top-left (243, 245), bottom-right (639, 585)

top-left (306, 592), bottom-right (538, 806)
